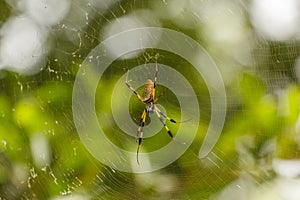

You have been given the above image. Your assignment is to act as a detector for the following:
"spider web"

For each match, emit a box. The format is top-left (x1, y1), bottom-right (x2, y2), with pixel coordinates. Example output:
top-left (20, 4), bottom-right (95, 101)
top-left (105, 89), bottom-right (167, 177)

top-left (1, 0), bottom-right (300, 199)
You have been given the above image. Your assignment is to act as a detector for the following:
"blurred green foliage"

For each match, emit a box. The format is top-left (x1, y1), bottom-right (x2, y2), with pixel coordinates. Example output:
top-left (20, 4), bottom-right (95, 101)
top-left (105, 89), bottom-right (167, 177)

top-left (0, 0), bottom-right (300, 199)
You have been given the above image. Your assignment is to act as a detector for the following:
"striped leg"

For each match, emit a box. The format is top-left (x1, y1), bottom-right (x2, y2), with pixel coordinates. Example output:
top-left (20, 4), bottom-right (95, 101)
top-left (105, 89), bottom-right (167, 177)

top-left (125, 71), bottom-right (143, 102)
top-left (155, 107), bottom-right (181, 124)
top-left (155, 109), bottom-right (175, 140)
top-left (136, 109), bottom-right (147, 165)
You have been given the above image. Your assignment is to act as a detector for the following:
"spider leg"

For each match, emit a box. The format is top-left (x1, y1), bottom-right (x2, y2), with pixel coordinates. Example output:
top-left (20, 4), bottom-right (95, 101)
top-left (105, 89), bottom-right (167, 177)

top-left (155, 106), bottom-right (183, 124)
top-left (136, 109), bottom-right (147, 165)
top-left (153, 62), bottom-right (158, 89)
top-left (154, 87), bottom-right (168, 103)
top-left (136, 109), bottom-right (147, 139)
top-left (125, 71), bottom-right (144, 102)
top-left (155, 108), bottom-right (175, 140)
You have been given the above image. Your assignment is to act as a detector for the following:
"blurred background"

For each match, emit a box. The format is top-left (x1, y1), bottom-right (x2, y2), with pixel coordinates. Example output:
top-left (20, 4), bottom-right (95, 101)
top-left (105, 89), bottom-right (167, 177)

top-left (1, 0), bottom-right (300, 199)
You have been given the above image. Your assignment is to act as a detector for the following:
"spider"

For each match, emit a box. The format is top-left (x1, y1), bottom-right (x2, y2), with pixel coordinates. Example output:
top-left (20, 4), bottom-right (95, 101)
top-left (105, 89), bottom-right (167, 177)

top-left (125, 63), bottom-right (182, 164)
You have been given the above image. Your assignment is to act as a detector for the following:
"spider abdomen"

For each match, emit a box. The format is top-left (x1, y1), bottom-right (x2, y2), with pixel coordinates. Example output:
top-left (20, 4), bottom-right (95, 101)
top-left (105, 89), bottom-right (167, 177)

top-left (142, 79), bottom-right (154, 102)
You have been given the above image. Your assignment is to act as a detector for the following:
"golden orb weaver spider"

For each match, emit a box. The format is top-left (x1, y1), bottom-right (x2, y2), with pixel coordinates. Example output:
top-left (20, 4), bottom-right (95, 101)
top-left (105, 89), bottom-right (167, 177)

top-left (125, 63), bottom-right (182, 165)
